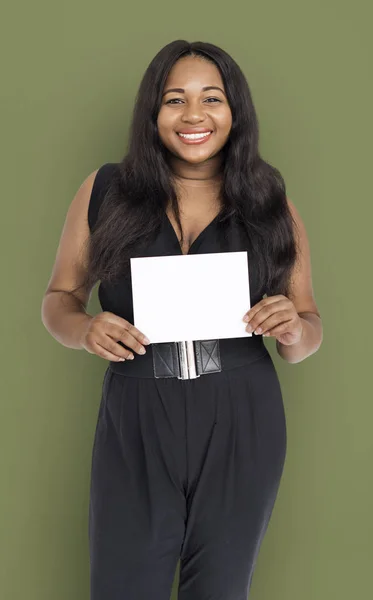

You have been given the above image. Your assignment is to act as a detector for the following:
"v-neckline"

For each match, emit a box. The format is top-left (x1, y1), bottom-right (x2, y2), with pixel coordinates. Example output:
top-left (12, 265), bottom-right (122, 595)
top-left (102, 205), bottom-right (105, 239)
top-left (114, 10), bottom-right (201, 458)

top-left (163, 209), bottom-right (221, 256)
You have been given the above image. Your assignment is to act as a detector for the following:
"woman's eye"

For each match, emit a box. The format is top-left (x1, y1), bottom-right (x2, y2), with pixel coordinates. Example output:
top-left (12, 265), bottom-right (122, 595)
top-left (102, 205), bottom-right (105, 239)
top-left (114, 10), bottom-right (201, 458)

top-left (165, 97), bottom-right (221, 104)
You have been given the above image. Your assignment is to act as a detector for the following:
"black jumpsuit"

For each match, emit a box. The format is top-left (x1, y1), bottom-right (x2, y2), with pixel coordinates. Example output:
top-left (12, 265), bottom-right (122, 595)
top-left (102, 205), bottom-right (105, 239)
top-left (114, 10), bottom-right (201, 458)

top-left (88, 163), bottom-right (287, 600)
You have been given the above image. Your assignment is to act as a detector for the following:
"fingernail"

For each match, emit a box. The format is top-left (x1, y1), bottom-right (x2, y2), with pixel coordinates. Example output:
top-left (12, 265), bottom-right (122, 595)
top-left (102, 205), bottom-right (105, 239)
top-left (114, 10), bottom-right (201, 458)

top-left (143, 336), bottom-right (150, 344)
top-left (128, 354), bottom-right (135, 360)
top-left (246, 324), bottom-right (253, 332)
top-left (243, 315), bottom-right (249, 322)
top-left (139, 348), bottom-right (146, 355)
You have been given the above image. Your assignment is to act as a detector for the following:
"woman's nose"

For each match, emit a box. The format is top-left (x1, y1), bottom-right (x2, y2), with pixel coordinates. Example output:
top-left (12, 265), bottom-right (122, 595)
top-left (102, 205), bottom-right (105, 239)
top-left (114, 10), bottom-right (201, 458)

top-left (181, 101), bottom-right (206, 122)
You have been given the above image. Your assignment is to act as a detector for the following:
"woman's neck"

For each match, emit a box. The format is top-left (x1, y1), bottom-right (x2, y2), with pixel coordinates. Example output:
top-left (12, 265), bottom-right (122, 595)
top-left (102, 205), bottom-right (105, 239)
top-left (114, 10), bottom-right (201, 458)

top-left (169, 154), bottom-right (224, 188)
top-left (170, 174), bottom-right (224, 216)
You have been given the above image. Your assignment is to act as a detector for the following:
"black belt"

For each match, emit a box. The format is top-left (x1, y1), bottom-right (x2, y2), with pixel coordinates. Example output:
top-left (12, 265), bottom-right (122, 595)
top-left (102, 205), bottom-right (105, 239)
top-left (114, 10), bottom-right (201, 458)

top-left (109, 336), bottom-right (269, 379)
top-left (152, 339), bottom-right (221, 379)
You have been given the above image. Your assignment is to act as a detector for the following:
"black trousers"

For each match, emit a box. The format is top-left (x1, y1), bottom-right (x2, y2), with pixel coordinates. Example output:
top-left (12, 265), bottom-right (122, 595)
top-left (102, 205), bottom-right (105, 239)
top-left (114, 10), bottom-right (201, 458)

top-left (89, 352), bottom-right (287, 600)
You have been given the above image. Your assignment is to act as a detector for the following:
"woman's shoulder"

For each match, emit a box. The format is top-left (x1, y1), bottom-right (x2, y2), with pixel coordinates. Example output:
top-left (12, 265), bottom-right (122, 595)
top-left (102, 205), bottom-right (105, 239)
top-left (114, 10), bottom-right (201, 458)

top-left (88, 162), bottom-right (120, 231)
top-left (92, 162), bottom-right (120, 192)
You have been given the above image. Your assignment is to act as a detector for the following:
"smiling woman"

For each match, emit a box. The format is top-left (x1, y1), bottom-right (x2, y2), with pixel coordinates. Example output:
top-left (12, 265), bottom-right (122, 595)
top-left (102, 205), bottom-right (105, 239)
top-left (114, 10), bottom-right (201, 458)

top-left (63, 41), bottom-right (301, 301)
top-left (41, 39), bottom-right (322, 600)
top-left (157, 58), bottom-right (232, 158)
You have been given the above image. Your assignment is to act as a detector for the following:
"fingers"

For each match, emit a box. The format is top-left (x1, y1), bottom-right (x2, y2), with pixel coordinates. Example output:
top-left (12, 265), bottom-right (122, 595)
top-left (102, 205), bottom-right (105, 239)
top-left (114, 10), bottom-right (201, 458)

top-left (105, 322), bottom-right (149, 356)
top-left (102, 313), bottom-right (150, 344)
top-left (245, 309), bottom-right (294, 335)
top-left (93, 341), bottom-right (131, 362)
top-left (263, 321), bottom-right (292, 337)
top-left (243, 295), bottom-right (286, 323)
top-left (125, 322), bottom-right (150, 349)
top-left (85, 330), bottom-right (135, 361)
top-left (84, 313), bottom-right (151, 362)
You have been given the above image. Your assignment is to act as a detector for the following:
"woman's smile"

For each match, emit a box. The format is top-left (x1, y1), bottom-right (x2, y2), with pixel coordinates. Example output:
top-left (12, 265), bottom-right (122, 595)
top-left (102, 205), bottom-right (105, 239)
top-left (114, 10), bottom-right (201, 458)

top-left (176, 130), bottom-right (214, 144)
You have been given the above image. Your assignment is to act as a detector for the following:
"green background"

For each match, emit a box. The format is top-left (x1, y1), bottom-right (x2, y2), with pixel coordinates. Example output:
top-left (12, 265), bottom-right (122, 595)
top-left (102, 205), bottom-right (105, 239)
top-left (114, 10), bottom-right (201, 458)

top-left (1, 1), bottom-right (371, 598)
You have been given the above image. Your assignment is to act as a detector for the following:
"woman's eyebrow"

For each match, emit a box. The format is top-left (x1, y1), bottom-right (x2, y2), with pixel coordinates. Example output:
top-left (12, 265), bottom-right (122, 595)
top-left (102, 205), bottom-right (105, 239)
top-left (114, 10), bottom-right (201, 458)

top-left (162, 86), bottom-right (226, 97)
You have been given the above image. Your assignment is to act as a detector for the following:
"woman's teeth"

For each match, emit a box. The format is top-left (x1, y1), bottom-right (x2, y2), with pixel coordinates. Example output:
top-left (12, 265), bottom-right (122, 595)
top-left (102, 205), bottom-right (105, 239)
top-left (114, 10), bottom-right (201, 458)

top-left (178, 132), bottom-right (212, 139)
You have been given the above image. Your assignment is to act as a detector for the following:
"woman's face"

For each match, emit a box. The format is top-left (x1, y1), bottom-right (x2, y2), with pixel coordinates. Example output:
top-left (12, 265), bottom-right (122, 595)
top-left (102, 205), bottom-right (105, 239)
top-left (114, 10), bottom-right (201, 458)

top-left (157, 56), bottom-right (232, 165)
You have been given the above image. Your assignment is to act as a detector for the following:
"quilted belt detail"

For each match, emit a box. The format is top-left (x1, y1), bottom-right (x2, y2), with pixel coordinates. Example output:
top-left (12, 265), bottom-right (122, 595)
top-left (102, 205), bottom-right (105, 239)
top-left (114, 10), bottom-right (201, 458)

top-left (152, 340), bottom-right (222, 379)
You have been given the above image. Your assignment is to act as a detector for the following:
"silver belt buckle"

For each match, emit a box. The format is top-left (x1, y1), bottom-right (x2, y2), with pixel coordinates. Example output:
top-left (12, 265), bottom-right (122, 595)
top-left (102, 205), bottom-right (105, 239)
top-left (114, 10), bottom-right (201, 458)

top-left (177, 341), bottom-right (200, 380)
top-left (151, 340), bottom-right (222, 379)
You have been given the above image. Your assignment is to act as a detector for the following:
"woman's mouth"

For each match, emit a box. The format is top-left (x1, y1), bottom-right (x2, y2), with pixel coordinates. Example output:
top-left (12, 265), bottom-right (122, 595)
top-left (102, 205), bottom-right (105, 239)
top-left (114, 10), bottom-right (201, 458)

top-left (176, 131), bottom-right (213, 145)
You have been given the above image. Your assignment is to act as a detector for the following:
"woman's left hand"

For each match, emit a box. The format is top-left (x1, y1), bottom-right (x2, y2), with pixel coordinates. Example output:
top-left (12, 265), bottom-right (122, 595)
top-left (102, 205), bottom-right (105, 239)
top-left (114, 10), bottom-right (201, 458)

top-left (243, 295), bottom-right (304, 346)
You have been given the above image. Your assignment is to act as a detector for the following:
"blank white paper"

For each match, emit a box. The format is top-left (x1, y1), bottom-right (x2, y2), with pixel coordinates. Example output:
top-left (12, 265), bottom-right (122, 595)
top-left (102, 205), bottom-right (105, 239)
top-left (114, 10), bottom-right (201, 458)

top-left (130, 251), bottom-right (252, 343)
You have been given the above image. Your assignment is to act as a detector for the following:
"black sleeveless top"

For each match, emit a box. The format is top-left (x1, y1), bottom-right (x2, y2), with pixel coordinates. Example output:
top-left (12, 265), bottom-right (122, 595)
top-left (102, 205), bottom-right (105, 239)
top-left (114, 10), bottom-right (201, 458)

top-left (88, 162), bottom-right (269, 375)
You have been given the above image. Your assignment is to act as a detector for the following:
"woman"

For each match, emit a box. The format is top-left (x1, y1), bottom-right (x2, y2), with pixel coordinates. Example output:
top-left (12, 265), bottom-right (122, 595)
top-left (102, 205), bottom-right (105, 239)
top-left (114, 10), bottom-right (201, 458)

top-left (42, 40), bottom-right (323, 600)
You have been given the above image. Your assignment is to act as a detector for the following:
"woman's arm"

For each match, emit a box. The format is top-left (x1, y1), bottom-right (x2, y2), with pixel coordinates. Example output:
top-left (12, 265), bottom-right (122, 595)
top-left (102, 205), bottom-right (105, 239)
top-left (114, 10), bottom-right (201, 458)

top-left (41, 169), bottom-right (98, 349)
top-left (275, 198), bottom-right (323, 363)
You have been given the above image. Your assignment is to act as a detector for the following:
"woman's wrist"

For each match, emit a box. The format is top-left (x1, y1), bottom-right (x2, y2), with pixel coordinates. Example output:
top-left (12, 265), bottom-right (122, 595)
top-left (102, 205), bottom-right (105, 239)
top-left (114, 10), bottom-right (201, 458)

top-left (276, 312), bottom-right (323, 364)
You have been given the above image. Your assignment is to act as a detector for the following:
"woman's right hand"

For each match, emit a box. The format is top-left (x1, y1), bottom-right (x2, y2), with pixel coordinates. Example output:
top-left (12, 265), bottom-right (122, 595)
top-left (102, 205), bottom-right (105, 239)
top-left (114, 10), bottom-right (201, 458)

top-left (79, 312), bottom-right (150, 362)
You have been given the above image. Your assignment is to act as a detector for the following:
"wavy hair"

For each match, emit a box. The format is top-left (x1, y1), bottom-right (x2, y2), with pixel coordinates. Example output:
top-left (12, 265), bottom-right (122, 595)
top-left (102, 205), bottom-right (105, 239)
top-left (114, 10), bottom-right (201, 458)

top-left (72, 39), bottom-right (298, 300)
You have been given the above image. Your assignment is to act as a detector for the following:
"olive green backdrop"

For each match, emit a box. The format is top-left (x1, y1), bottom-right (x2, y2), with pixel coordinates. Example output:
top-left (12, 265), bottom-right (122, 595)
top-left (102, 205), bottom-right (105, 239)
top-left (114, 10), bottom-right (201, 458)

top-left (1, 0), bottom-right (371, 598)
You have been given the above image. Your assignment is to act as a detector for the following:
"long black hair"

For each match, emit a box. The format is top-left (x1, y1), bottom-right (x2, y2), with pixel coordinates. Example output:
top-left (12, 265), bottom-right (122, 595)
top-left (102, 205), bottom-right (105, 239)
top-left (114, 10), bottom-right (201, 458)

top-left (73, 39), bottom-right (298, 300)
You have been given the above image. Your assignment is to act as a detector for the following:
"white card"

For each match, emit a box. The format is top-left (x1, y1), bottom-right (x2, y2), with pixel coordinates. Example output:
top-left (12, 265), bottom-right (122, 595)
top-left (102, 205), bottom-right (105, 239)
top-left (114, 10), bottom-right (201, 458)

top-left (130, 251), bottom-right (252, 343)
